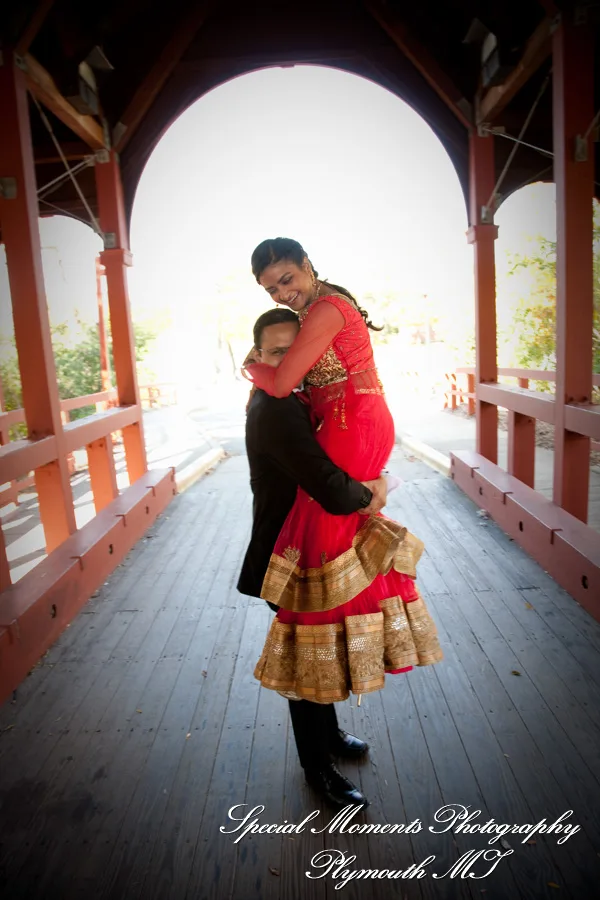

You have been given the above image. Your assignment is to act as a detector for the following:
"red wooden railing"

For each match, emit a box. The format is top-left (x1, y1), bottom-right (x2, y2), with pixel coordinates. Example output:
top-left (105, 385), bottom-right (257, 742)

top-left (0, 382), bottom-right (178, 513)
top-left (445, 368), bottom-right (600, 453)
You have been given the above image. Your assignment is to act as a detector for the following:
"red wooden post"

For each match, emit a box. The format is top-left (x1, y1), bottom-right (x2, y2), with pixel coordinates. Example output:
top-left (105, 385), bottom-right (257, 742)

top-left (96, 256), bottom-right (112, 395)
top-left (552, 12), bottom-right (594, 521)
top-left (467, 134), bottom-right (499, 462)
top-left (508, 375), bottom-right (535, 485)
top-left (60, 410), bottom-right (77, 476)
top-left (87, 437), bottom-right (119, 512)
top-left (467, 373), bottom-right (475, 416)
top-left (443, 374), bottom-right (451, 409)
top-left (451, 374), bottom-right (457, 410)
top-left (94, 151), bottom-right (147, 483)
top-left (0, 372), bottom-right (10, 448)
top-left (0, 522), bottom-right (11, 593)
top-left (0, 51), bottom-right (76, 552)
top-left (507, 412), bottom-right (536, 487)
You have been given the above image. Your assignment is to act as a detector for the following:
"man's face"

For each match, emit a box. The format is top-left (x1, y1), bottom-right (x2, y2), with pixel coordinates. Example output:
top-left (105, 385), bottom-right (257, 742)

top-left (257, 321), bottom-right (299, 367)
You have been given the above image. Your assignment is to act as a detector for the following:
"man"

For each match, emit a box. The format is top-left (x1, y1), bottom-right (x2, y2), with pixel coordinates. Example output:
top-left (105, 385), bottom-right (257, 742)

top-left (237, 307), bottom-right (387, 808)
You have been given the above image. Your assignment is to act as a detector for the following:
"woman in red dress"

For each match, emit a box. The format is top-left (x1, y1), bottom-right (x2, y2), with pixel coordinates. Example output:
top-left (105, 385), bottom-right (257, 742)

top-left (244, 238), bottom-right (443, 704)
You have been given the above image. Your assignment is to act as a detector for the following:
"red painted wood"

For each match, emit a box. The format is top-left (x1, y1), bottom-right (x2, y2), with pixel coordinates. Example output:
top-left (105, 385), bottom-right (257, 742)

top-left (552, 15), bottom-right (594, 521)
top-left (95, 153), bottom-right (148, 482)
top-left (467, 134), bottom-right (498, 463)
top-left (0, 51), bottom-right (75, 551)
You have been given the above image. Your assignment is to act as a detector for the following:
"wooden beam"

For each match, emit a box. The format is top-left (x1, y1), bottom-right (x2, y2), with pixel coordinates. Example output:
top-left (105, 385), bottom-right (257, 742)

top-left (15, 0), bottom-right (56, 55)
top-left (564, 404), bottom-right (600, 442)
top-left (468, 136), bottom-right (499, 462)
top-left (0, 436), bottom-right (58, 484)
top-left (62, 405), bottom-right (140, 454)
top-left (20, 53), bottom-right (105, 149)
top-left (178, 50), bottom-right (362, 75)
top-left (115, 0), bottom-right (216, 152)
top-left (477, 17), bottom-right (554, 125)
top-left (477, 382), bottom-right (556, 425)
top-left (552, 16), bottom-right (594, 522)
top-left (35, 141), bottom-right (91, 164)
top-left (0, 520), bottom-right (11, 593)
top-left (0, 53), bottom-right (77, 550)
top-left (537, 0), bottom-right (560, 15)
top-left (364, 0), bottom-right (472, 128)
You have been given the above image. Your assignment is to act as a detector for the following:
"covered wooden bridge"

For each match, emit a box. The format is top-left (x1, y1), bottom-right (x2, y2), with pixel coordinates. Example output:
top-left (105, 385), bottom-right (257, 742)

top-left (0, 2), bottom-right (599, 898)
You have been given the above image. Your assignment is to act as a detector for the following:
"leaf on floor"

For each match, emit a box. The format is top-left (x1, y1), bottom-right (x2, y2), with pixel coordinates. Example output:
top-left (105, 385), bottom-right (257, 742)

top-left (547, 883), bottom-right (560, 889)
top-left (269, 867), bottom-right (280, 877)
top-left (511, 670), bottom-right (521, 676)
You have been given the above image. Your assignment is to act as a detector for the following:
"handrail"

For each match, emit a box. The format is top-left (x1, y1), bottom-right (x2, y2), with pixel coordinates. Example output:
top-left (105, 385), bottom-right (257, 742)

top-left (455, 366), bottom-right (600, 387)
top-left (0, 382), bottom-right (179, 499)
top-left (0, 382), bottom-right (179, 432)
top-left (445, 368), bottom-right (600, 451)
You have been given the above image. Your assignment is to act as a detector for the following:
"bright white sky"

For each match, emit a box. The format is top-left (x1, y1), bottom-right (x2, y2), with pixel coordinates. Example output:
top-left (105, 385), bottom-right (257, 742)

top-left (127, 65), bottom-right (473, 312)
top-left (0, 65), bottom-right (558, 367)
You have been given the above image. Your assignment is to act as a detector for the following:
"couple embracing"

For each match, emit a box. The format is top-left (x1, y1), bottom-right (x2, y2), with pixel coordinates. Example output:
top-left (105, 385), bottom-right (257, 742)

top-left (237, 237), bottom-right (443, 809)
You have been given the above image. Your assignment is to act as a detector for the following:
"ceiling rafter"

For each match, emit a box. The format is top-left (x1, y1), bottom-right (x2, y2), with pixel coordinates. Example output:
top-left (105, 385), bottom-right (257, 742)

top-left (476, 16), bottom-right (555, 125)
top-left (364, 0), bottom-right (472, 129)
top-left (20, 52), bottom-right (106, 148)
top-left (15, 0), bottom-right (56, 55)
top-left (35, 141), bottom-right (91, 164)
top-left (114, 0), bottom-right (217, 152)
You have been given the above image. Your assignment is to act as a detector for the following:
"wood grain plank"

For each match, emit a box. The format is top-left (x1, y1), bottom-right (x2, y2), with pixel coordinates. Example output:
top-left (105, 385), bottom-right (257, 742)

top-left (433, 590), bottom-right (598, 899)
top-left (231, 603), bottom-right (288, 900)
top-left (2, 478), bottom-right (246, 896)
top-left (348, 690), bottom-right (423, 900)
top-left (4, 455), bottom-right (600, 900)
top-left (386, 486), bottom-right (584, 899)
top-left (380, 673), bottom-right (472, 900)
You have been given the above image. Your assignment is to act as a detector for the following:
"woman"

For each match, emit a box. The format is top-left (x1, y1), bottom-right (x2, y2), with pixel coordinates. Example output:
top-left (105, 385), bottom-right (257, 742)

top-left (244, 237), bottom-right (443, 704)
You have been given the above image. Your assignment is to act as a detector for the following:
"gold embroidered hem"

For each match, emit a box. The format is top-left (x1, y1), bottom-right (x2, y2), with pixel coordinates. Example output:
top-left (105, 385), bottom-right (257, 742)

top-left (260, 515), bottom-right (425, 612)
top-left (254, 593), bottom-right (444, 703)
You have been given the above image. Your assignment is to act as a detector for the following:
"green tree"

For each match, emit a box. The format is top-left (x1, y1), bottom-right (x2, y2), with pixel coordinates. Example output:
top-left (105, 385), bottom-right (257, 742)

top-left (507, 203), bottom-right (600, 395)
top-left (53, 320), bottom-right (157, 417)
top-left (0, 320), bottom-right (158, 428)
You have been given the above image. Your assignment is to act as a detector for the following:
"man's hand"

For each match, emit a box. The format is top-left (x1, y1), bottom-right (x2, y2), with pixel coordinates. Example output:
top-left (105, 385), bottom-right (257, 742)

top-left (358, 475), bottom-right (388, 515)
top-left (243, 346), bottom-right (259, 367)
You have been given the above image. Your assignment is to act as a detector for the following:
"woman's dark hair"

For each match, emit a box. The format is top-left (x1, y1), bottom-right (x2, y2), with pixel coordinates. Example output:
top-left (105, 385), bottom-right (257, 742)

top-left (253, 307), bottom-right (299, 349)
top-left (251, 237), bottom-right (384, 332)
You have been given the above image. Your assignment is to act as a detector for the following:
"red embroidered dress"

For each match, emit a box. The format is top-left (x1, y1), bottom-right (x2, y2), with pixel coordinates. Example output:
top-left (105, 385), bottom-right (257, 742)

top-left (245, 293), bottom-right (443, 703)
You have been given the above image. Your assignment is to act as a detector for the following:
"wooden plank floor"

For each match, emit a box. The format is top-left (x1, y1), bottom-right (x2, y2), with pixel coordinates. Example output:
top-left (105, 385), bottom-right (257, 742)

top-left (1, 448), bottom-right (600, 900)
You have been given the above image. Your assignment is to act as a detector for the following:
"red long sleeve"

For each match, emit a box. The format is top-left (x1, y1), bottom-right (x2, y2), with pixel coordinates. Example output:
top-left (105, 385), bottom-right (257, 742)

top-left (244, 300), bottom-right (346, 397)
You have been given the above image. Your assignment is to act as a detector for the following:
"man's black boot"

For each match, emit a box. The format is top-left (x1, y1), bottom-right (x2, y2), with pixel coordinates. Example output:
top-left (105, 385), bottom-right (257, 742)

top-left (305, 762), bottom-right (369, 808)
top-left (332, 729), bottom-right (369, 759)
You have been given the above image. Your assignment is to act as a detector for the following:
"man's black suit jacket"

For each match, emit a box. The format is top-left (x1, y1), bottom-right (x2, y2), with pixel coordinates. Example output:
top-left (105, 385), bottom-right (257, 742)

top-left (237, 389), bottom-right (370, 598)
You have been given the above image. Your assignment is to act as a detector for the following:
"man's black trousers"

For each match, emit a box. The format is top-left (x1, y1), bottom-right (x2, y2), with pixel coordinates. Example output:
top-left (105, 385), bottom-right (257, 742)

top-left (265, 600), bottom-right (338, 772)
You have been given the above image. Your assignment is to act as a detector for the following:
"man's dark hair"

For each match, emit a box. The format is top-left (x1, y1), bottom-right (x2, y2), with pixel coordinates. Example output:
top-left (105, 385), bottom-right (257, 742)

top-left (253, 308), bottom-right (299, 349)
